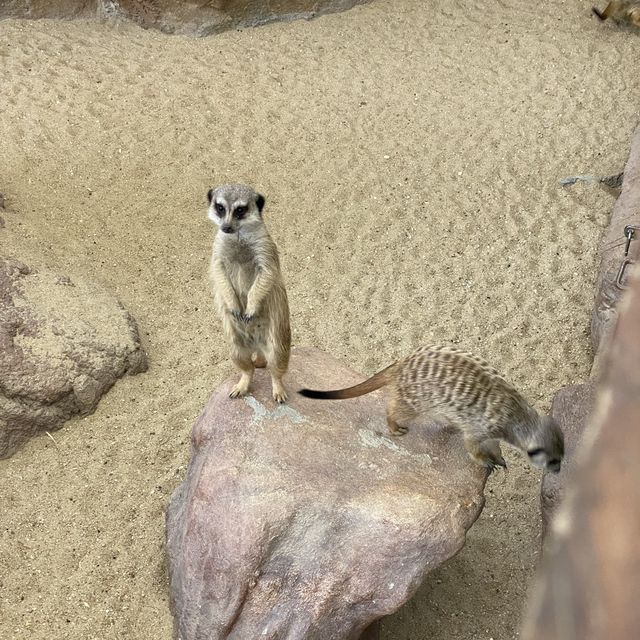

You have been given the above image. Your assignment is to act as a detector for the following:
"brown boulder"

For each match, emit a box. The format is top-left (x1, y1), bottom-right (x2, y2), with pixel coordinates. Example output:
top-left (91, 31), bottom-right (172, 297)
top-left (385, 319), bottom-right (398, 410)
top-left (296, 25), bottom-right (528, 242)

top-left (166, 346), bottom-right (487, 640)
top-left (522, 269), bottom-right (640, 639)
top-left (0, 1), bottom-right (372, 36)
top-left (0, 258), bottom-right (147, 458)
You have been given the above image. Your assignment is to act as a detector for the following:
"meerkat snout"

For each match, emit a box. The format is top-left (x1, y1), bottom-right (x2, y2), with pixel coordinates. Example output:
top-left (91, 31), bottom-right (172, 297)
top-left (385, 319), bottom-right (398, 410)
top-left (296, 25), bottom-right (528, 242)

top-left (527, 448), bottom-right (561, 473)
top-left (207, 186), bottom-right (265, 236)
top-left (526, 415), bottom-right (565, 473)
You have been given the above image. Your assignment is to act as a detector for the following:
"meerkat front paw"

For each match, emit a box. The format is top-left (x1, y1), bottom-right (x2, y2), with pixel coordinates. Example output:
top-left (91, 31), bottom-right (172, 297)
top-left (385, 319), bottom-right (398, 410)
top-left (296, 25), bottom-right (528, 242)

top-left (230, 309), bottom-right (244, 322)
top-left (229, 380), bottom-right (250, 398)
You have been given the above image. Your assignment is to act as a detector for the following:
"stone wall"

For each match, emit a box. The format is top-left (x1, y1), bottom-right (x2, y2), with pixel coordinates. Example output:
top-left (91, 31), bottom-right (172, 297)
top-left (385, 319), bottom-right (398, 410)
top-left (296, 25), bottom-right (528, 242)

top-left (522, 266), bottom-right (640, 640)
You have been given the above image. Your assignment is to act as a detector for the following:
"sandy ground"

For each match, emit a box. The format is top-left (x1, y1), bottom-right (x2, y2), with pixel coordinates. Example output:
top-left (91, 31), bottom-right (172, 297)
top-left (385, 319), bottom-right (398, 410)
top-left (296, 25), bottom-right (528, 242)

top-left (0, 1), bottom-right (638, 638)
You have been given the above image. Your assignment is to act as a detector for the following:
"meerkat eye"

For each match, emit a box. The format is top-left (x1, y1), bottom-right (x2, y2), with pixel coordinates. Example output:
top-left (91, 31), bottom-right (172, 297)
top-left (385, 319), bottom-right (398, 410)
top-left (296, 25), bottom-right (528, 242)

top-left (214, 202), bottom-right (225, 216)
top-left (234, 205), bottom-right (248, 218)
top-left (527, 448), bottom-right (544, 458)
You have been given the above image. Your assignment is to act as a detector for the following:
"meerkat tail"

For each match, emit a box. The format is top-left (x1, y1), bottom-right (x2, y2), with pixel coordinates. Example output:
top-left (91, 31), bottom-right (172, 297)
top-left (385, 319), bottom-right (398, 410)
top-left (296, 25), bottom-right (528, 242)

top-left (592, 6), bottom-right (608, 19)
top-left (299, 364), bottom-right (395, 400)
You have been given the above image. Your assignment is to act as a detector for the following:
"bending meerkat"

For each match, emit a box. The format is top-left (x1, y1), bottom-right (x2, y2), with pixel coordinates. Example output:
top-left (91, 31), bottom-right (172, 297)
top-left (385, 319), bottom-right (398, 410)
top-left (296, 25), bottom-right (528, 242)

top-left (208, 184), bottom-right (291, 403)
top-left (299, 345), bottom-right (564, 473)
top-left (592, 1), bottom-right (640, 26)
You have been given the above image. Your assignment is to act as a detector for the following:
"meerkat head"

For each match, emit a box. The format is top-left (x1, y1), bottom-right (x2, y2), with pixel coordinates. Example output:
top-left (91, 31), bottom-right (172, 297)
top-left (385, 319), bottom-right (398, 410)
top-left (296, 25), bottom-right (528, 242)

top-left (207, 184), bottom-right (265, 236)
top-left (523, 414), bottom-right (565, 473)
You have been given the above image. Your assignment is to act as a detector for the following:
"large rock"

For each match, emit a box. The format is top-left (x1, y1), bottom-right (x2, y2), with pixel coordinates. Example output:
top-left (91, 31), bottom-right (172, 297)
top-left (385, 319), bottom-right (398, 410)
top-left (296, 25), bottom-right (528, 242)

top-left (0, 0), bottom-right (372, 36)
top-left (522, 268), bottom-right (640, 640)
top-left (166, 346), bottom-right (487, 640)
top-left (592, 123), bottom-right (640, 353)
top-left (0, 258), bottom-right (147, 457)
top-left (540, 383), bottom-right (596, 536)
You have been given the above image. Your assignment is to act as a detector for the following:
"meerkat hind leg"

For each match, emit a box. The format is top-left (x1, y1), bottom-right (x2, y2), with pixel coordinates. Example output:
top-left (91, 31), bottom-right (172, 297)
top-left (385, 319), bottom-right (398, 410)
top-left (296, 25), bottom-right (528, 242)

top-left (271, 376), bottom-right (287, 404)
top-left (230, 347), bottom-right (255, 399)
top-left (266, 347), bottom-right (289, 404)
top-left (386, 395), bottom-right (416, 436)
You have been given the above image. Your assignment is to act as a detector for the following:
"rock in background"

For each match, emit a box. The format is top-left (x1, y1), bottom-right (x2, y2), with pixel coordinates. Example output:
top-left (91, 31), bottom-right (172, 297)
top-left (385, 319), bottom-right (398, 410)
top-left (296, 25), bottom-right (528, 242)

top-left (0, 258), bottom-right (147, 458)
top-left (166, 346), bottom-right (487, 640)
top-left (0, 0), bottom-right (372, 36)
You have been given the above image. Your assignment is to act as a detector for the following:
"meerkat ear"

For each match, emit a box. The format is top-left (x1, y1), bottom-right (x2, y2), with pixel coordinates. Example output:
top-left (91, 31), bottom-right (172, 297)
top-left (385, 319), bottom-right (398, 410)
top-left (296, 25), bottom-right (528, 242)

top-left (256, 194), bottom-right (265, 213)
top-left (207, 188), bottom-right (214, 204)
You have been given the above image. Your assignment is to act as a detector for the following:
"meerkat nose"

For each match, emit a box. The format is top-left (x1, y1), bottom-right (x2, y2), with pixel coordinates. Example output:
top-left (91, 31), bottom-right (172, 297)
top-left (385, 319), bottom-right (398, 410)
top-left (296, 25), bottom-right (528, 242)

top-left (221, 225), bottom-right (234, 234)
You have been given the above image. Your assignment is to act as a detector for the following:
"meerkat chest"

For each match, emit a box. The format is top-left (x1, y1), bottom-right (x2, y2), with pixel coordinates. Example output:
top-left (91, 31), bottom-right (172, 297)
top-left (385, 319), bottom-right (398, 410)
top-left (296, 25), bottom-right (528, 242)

top-left (226, 256), bottom-right (258, 293)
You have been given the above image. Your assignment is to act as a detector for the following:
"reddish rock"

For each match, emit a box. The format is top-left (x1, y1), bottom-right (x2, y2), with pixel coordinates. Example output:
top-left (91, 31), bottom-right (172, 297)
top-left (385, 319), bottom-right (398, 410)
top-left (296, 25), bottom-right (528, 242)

top-left (0, 0), bottom-right (372, 36)
top-left (522, 269), bottom-right (640, 640)
top-left (166, 346), bottom-right (487, 640)
top-left (592, 124), bottom-right (640, 353)
top-left (0, 258), bottom-right (147, 457)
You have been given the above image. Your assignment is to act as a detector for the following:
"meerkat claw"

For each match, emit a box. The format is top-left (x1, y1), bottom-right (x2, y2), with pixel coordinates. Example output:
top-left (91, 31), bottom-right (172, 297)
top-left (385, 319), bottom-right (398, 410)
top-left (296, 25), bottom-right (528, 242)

top-left (229, 384), bottom-right (249, 398)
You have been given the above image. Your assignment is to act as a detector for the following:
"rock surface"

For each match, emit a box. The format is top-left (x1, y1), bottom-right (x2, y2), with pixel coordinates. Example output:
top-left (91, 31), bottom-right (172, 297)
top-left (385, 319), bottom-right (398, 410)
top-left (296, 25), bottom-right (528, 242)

top-left (591, 123), bottom-right (640, 354)
top-left (540, 383), bottom-right (595, 537)
top-left (522, 267), bottom-right (640, 640)
top-left (0, 258), bottom-right (147, 457)
top-left (0, 0), bottom-right (371, 36)
top-left (166, 346), bottom-right (487, 640)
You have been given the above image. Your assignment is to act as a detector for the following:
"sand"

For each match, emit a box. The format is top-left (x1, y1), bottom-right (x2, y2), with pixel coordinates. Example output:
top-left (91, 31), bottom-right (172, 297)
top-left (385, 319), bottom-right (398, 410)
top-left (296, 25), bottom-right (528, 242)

top-left (0, 1), bottom-right (638, 638)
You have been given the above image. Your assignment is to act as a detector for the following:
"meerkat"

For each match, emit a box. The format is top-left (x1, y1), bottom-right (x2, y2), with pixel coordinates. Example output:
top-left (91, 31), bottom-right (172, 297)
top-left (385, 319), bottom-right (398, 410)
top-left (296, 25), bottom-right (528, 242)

top-left (592, 1), bottom-right (640, 26)
top-left (208, 184), bottom-right (291, 403)
top-left (299, 345), bottom-right (564, 473)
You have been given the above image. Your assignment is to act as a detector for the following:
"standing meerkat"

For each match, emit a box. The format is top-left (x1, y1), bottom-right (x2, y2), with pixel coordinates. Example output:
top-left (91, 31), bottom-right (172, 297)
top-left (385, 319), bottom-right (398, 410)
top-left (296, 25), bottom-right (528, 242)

top-left (592, 1), bottom-right (640, 26)
top-left (208, 184), bottom-right (291, 403)
top-left (299, 345), bottom-right (564, 473)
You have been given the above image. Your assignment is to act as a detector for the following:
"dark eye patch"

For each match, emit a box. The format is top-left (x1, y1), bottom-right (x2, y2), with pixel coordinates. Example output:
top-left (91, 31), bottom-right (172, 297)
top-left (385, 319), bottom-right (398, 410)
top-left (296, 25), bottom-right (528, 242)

top-left (214, 202), bottom-right (225, 216)
top-left (528, 448), bottom-right (544, 457)
top-left (233, 205), bottom-right (248, 219)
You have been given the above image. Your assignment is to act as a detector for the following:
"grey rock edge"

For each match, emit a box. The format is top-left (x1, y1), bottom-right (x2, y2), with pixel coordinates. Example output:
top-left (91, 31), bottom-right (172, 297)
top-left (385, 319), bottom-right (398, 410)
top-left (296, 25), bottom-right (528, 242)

top-left (539, 123), bottom-right (640, 530)
top-left (0, 257), bottom-right (147, 458)
top-left (166, 346), bottom-right (487, 640)
top-left (0, 1), bottom-right (372, 37)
